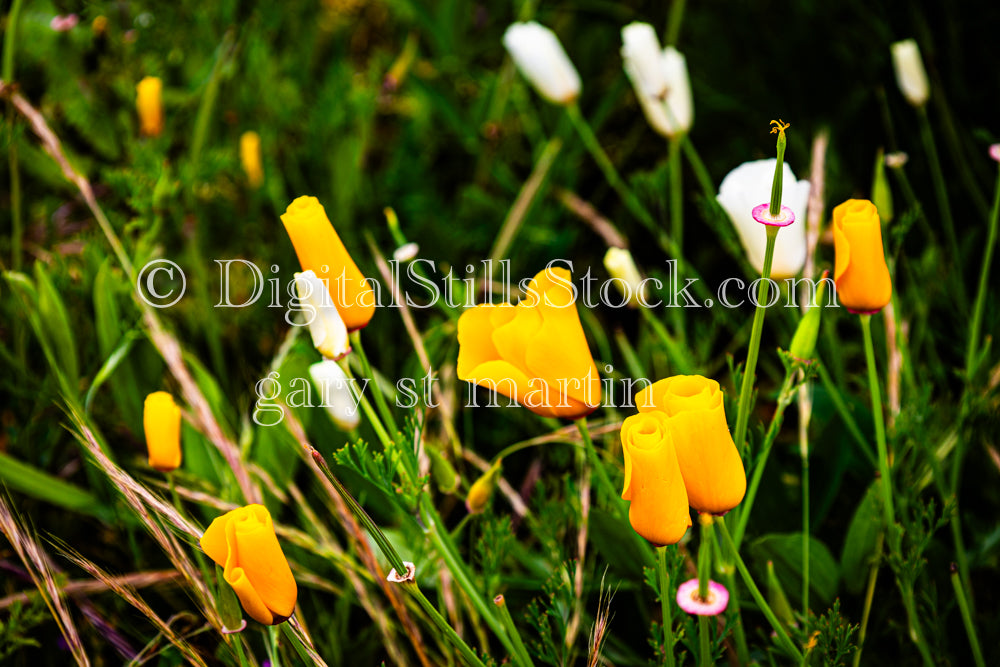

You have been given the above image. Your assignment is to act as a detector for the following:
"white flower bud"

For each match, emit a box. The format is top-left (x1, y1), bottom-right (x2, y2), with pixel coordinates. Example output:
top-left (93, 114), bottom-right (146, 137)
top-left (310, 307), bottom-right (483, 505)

top-left (603, 247), bottom-right (648, 308)
top-left (503, 22), bottom-right (581, 106)
top-left (890, 39), bottom-right (929, 108)
top-left (392, 242), bottom-right (420, 263)
top-left (621, 23), bottom-right (693, 138)
top-left (294, 270), bottom-right (350, 360)
top-left (716, 160), bottom-right (811, 279)
top-left (308, 360), bottom-right (361, 431)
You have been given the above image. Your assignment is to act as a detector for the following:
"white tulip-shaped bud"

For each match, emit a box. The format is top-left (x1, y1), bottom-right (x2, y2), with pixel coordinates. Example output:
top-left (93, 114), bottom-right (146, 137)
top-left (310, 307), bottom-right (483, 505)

top-left (603, 247), bottom-right (648, 308)
top-left (716, 159), bottom-right (811, 279)
top-left (890, 39), bottom-right (929, 108)
top-left (621, 22), bottom-right (693, 138)
top-left (294, 270), bottom-right (351, 360)
top-left (309, 360), bottom-right (361, 431)
top-left (503, 22), bottom-right (581, 105)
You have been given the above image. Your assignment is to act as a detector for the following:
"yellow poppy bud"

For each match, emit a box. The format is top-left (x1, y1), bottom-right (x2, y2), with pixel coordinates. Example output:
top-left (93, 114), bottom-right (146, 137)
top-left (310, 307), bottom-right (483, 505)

top-left (143, 392), bottom-right (181, 472)
top-left (457, 266), bottom-right (601, 420)
top-left (636, 376), bottom-right (746, 515)
top-left (832, 199), bottom-right (892, 314)
top-left (620, 411), bottom-right (691, 546)
top-left (136, 76), bottom-right (163, 137)
top-left (240, 131), bottom-right (264, 189)
top-left (200, 504), bottom-right (298, 625)
top-left (280, 196), bottom-right (375, 332)
top-left (466, 460), bottom-right (502, 514)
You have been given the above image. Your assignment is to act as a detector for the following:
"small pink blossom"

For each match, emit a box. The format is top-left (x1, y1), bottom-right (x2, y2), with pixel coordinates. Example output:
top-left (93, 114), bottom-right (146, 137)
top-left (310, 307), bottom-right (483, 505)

top-left (989, 144), bottom-right (1000, 163)
top-left (50, 14), bottom-right (79, 32)
top-left (676, 578), bottom-right (729, 616)
top-left (751, 203), bottom-right (795, 227)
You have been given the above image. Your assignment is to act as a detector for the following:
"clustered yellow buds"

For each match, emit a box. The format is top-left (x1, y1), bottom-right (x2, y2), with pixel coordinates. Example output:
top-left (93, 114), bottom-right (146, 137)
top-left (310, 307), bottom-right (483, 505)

top-left (143, 391), bottom-right (181, 472)
top-left (621, 375), bottom-right (746, 545)
top-left (200, 504), bottom-right (298, 625)
top-left (136, 76), bottom-right (163, 137)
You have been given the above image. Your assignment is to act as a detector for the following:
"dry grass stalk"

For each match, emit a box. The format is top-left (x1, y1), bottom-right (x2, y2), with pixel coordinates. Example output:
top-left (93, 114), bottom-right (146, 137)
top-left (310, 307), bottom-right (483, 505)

top-left (0, 570), bottom-right (181, 610)
top-left (587, 572), bottom-right (615, 667)
top-left (565, 457), bottom-right (592, 650)
top-left (0, 494), bottom-right (91, 666)
top-left (55, 543), bottom-right (209, 667)
top-left (555, 187), bottom-right (629, 249)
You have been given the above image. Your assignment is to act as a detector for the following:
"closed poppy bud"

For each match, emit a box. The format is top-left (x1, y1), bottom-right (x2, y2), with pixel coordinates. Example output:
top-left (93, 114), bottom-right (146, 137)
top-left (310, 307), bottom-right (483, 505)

top-left (200, 504), bottom-right (297, 625)
top-left (890, 39), bottom-right (929, 108)
top-left (144, 392), bottom-right (181, 472)
top-left (281, 196), bottom-right (375, 332)
top-left (832, 199), bottom-right (892, 314)
top-left (503, 22), bottom-right (581, 106)
top-left (603, 247), bottom-right (648, 308)
top-left (240, 131), bottom-right (264, 189)
top-left (788, 270), bottom-right (830, 362)
top-left (136, 76), bottom-right (164, 137)
top-left (308, 360), bottom-right (360, 431)
top-left (295, 270), bottom-right (351, 360)
top-left (717, 159), bottom-right (811, 278)
top-left (457, 266), bottom-right (602, 419)
top-left (466, 460), bottom-right (502, 514)
top-left (636, 376), bottom-right (746, 514)
top-left (620, 23), bottom-right (693, 138)
top-left (620, 411), bottom-right (691, 546)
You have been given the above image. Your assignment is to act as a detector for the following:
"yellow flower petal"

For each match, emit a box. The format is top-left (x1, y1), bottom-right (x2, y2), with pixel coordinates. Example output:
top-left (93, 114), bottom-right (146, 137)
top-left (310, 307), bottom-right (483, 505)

top-left (136, 76), bottom-right (163, 137)
top-left (832, 199), bottom-right (892, 313)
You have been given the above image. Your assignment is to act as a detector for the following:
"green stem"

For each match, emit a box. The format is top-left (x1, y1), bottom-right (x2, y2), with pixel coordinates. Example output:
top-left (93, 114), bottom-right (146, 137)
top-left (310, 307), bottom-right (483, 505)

top-left (664, 0), bottom-right (687, 47)
top-left (801, 431), bottom-right (811, 630)
top-left (732, 226), bottom-right (779, 458)
top-left (899, 584), bottom-right (935, 667)
top-left (816, 362), bottom-right (876, 466)
top-left (965, 165), bottom-right (1000, 382)
top-left (732, 368), bottom-right (796, 548)
top-left (697, 516), bottom-right (715, 667)
top-left (190, 29), bottom-right (235, 166)
top-left (350, 330), bottom-right (400, 437)
top-left (860, 315), bottom-right (896, 533)
top-left (340, 358), bottom-right (395, 449)
top-left (231, 633), bottom-right (252, 667)
top-left (769, 132), bottom-right (787, 217)
top-left (309, 448), bottom-right (408, 576)
top-left (852, 531), bottom-right (883, 667)
top-left (575, 418), bottom-right (617, 512)
top-left (917, 107), bottom-right (965, 305)
top-left (699, 615), bottom-right (711, 667)
top-left (657, 546), bottom-right (677, 667)
top-left (494, 595), bottom-right (535, 667)
top-left (669, 137), bottom-right (684, 255)
top-left (418, 495), bottom-right (519, 658)
top-left (565, 103), bottom-right (658, 230)
top-left (716, 518), bottom-right (803, 662)
top-left (408, 582), bottom-right (490, 667)
top-left (950, 564), bottom-right (986, 667)
top-left (639, 305), bottom-right (692, 374)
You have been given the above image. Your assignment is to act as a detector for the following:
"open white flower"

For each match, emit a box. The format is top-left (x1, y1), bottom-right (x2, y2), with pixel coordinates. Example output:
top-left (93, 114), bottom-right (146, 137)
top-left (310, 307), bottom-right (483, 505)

top-left (308, 360), bottom-right (361, 431)
top-left (890, 39), bottom-right (929, 108)
top-left (621, 22), bottom-right (692, 138)
top-left (716, 160), bottom-right (810, 278)
top-left (294, 270), bottom-right (350, 360)
top-left (503, 22), bottom-right (581, 105)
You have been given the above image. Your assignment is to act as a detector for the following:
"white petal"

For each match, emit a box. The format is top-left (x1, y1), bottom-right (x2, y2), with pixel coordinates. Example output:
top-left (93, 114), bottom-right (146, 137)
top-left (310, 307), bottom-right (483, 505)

top-left (309, 360), bottom-right (362, 431)
top-left (294, 270), bottom-right (351, 360)
top-left (503, 22), bottom-right (581, 105)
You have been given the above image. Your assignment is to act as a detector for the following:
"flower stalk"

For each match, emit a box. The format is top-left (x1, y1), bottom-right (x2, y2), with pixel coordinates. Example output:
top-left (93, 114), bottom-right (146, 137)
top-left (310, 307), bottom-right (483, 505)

top-left (494, 595), bottom-right (535, 667)
top-left (657, 546), bottom-right (677, 667)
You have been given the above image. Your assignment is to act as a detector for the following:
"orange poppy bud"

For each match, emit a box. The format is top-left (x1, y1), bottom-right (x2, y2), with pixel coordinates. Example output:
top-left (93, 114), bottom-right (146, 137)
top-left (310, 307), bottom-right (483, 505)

top-left (240, 131), bottom-right (264, 189)
top-left (832, 199), bottom-right (892, 314)
top-left (636, 376), bottom-right (746, 514)
top-left (200, 504), bottom-right (298, 625)
top-left (136, 76), bottom-right (163, 137)
top-left (143, 391), bottom-right (181, 472)
top-left (280, 196), bottom-right (375, 332)
top-left (620, 411), bottom-right (691, 546)
top-left (457, 266), bottom-right (601, 419)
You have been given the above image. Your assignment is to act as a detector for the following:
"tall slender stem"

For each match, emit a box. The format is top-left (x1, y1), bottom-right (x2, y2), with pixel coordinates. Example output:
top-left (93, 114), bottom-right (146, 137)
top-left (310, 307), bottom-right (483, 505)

top-left (732, 226), bottom-right (779, 457)
top-left (340, 358), bottom-right (394, 449)
top-left (350, 331), bottom-right (400, 436)
top-left (495, 595), bottom-right (535, 667)
top-left (697, 515), bottom-right (715, 667)
top-left (669, 138), bottom-right (684, 255)
top-left (860, 315), bottom-right (896, 532)
top-left (3, 0), bottom-right (24, 273)
top-left (950, 564), bottom-right (986, 667)
top-left (917, 107), bottom-right (964, 306)
top-left (851, 531), bottom-right (883, 667)
top-left (575, 418), bottom-right (617, 510)
top-left (716, 518), bottom-right (802, 661)
top-left (407, 582), bottom-right (490, 667)
top-left (657, 546), bottom-right (677, 667)
top-left (965, 164), bottom-right (1000, 382)
top-left (801, 425), bottom-right (811, 630)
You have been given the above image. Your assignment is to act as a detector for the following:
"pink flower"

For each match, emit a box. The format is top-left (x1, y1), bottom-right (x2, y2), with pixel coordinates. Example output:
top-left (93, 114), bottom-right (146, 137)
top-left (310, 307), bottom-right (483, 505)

top-left (50, 14), bottom-right (80, 32)
top-left (989, 144), bottom-right (1000, 163)
top-left (676, 579), bottom-right (729, 616)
